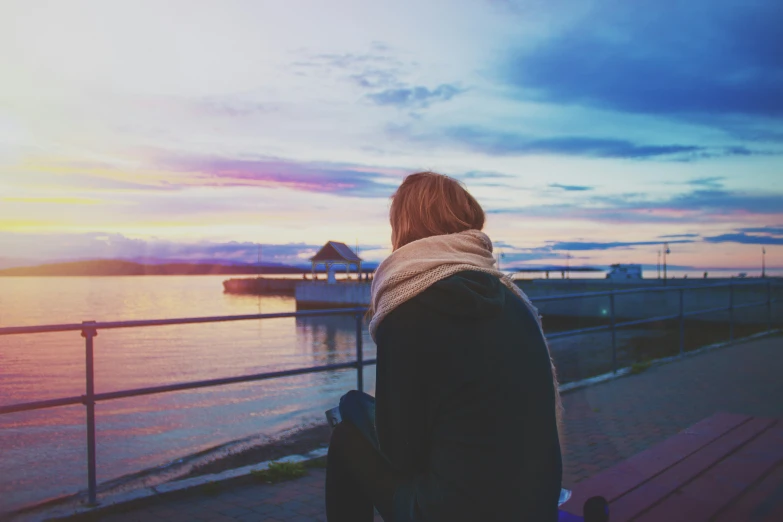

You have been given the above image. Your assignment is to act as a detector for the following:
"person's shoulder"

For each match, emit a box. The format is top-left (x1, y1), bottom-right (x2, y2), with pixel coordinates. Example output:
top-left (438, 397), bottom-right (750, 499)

top-left (378, 296), bottom-right (430, 331)
top-left (375, 291), bottom-right (447, 345)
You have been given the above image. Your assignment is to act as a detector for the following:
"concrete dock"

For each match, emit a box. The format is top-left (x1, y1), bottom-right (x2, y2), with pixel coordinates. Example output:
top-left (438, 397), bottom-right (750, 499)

top-left (294, 281), bottom-right (371, 309)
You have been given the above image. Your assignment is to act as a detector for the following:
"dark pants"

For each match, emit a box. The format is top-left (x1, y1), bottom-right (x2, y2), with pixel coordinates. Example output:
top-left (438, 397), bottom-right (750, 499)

top-left (325, 391), bottom-right (405, 522)
top-left (326, 393), bottom-right (586, 522)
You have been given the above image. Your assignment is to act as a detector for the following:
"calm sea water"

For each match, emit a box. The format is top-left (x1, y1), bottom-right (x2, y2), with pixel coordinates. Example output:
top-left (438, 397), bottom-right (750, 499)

top-left (0, 276), bottom-right (376, 513)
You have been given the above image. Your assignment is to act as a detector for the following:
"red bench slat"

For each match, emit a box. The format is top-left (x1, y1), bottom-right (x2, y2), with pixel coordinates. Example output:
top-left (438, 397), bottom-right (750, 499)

top-left (561, 412), bottom-right (751, 515)
top-left (713, 461), bottom-right (783, 522)
top-left (633, 419), bottom-right (783, 521)
top-left (608, 417), bottom-right (775, 521)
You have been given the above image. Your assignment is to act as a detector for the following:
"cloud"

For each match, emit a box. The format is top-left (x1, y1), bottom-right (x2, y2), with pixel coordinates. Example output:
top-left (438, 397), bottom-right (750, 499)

top-left (292, 46), bottom-right (406, 91)
top-left (659, 234), bottom-right (700, 239)
top-left (0, 232), bottom-right (387, 267)
top-left (152, 152), bottom-right (403, 198)
top-left (737, 225), bottom-right (783, 236)
top-left (294, 47), bottom-right (464, 110)
top-left (455, 170), bottom-right (521, 188)
top-left (394, 125), bottom-right (767, 160)
top-left (547, 239), bottom-right (694, 251)
top-left (197, 97), bottom-right (279, 118)
top-left (503, 1), bottom-right (783, 119)
top-left (445, 127), bottom-right (705, 158)
top-left (549, 183), bottom-right (593, 191)
top-left (460, 170), bottom-right (515, 180)
top-left (665, 190), bottom-right (783, 215)
top-left (703, 225), bottom-right (783, 245)
top-left (686, 177), bottom-right (725, 189)
top-left (2, 196), bottom-right (100, 205)
top-left (490, 187), bottom-right (783, 225)
top-left (367, 84), bottom-right (463, 109)
top-left (703, 233), bottom-right (783, 246)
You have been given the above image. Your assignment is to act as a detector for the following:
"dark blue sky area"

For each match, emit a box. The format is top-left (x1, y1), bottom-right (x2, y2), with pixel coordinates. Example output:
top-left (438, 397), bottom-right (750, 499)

top-left (505, 1), bottom-right (783, 123)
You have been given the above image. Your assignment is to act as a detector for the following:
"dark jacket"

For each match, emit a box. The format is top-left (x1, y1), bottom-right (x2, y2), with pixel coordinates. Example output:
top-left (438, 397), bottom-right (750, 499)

top-left (375, 270), bottom-right (562, 522)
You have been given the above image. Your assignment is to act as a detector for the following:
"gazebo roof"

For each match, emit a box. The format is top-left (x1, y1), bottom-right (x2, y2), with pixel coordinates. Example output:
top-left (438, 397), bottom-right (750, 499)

top-left (310, 241), bottom-right (362, 263)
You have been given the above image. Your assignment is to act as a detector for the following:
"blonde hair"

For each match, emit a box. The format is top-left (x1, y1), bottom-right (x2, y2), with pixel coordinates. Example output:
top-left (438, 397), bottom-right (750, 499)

top-left (390, 172), bottom-right (485, 251)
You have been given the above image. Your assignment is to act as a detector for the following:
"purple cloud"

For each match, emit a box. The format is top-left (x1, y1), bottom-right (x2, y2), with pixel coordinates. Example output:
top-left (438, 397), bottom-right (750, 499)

top-left (152, 153), bottom-right (405, 197)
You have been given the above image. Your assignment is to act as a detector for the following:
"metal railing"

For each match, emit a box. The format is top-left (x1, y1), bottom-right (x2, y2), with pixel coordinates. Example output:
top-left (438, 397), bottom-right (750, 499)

top-left (532, 281), bottom-right (779, 363)
top-left (0, 280), bottom-right (779, 506)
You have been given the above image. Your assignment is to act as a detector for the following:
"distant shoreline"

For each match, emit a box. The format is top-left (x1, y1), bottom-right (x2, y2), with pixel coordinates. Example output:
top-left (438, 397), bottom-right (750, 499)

top-left (0, 259), bottom-right (308, 277)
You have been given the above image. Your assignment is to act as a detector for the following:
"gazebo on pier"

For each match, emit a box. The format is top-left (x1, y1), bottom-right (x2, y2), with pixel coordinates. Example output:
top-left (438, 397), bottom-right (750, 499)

top-left (310, 241), bottom-right (362, 282)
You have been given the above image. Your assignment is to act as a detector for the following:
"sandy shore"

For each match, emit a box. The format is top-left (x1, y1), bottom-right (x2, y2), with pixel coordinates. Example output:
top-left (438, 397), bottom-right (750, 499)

top-left (181, 424), bottom-right (332, 479)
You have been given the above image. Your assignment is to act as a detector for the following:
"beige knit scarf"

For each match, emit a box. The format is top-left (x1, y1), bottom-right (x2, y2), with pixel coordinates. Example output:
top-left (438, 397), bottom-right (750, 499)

top-left (368, 228), bottom-right (562, 435)
top-left (369, 229), bottom-right (541, 340)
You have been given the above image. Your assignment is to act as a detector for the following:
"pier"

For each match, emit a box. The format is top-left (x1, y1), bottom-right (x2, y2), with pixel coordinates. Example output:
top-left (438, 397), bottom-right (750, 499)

top-left (222, 277), bottom-right (301, 295)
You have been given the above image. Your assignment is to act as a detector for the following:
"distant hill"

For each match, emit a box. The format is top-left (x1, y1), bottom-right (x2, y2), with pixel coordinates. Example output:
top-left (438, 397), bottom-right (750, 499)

top-left (0, 259), bottom-right (308, 276)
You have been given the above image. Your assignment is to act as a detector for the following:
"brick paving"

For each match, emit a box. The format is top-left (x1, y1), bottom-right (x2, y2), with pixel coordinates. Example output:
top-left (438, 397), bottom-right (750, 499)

top-left (68, 334), bottom-right (783, 521)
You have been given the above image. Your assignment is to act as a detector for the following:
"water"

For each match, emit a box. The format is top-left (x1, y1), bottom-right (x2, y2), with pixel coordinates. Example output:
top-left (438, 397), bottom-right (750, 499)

top-left (0, 276), bottom-right (376, 513)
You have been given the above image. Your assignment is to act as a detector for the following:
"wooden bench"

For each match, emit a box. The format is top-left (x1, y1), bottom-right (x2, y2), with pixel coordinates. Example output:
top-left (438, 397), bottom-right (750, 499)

top-left (560, 412), bottom-right (783, 521)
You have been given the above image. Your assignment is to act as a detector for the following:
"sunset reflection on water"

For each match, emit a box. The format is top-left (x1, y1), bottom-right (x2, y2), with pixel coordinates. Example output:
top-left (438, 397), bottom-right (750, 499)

top-left (0, 276), bottom-right (375, 513)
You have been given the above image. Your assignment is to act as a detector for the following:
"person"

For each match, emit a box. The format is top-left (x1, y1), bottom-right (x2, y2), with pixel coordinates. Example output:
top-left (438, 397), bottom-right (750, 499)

top-left (326, 172), bottom-right (563, 522)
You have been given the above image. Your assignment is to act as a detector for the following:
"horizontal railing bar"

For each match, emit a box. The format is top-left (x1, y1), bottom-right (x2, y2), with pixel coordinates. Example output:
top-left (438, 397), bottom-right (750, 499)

top-left (0, 307), bottom-right (368, 336)
top-left (614, 313), bottom-right (682, 329)
top-left (732, 300), bottom-right (773, 310)
top-left (546, 324), bottom-right (612, 339)
top-left (532, 281), bottom-right (780, 303)
top-left (94, 359), bottom-right (378, 402)
top-left (0, 322), bottom-right (94, 336)
top-left (0, 360), bottom-right (379, 415)
top-left (682, 306), bottom-right (730, 318)
top-left (0, 395), bottom-right (84, 415)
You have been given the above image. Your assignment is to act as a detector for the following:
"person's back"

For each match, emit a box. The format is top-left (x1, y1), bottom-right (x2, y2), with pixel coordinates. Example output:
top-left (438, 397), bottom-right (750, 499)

top-left (325, 172), bottom-right (562, 522)
top-left (375, 270), bottom-right (562, 521)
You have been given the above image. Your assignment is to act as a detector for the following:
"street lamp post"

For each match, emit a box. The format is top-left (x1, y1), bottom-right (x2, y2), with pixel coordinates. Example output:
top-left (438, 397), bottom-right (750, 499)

top-left (762, 247), bottom-right (766, 278)
top-left (657, 250), bottom-right (661, 279)
top-left (663, 243), bottom-right (671, 284)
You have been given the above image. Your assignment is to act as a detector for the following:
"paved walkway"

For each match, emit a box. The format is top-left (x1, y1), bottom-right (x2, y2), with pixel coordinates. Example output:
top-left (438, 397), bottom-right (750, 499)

top-left (68, 334), bottom-right (783, 521)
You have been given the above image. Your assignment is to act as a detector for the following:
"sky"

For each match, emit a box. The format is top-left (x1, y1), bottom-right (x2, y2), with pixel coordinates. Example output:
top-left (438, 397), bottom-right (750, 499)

top-left (0, 0), bottom-right (781, 272)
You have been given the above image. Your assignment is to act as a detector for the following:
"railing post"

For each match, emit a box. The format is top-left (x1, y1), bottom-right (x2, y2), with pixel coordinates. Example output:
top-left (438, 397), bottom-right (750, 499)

top-left (729, 283), bottom-right (735, 341)
top-left (355, 314), bottom-right (364, 392)
top-left (678, 288), bottom-right (685, 356)
top-left (81, 321), bottom-right (98, 506)
top-left (609, 292), bottom-right (616, 374)
top-left (766, 281), bottom-right (773, 332)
